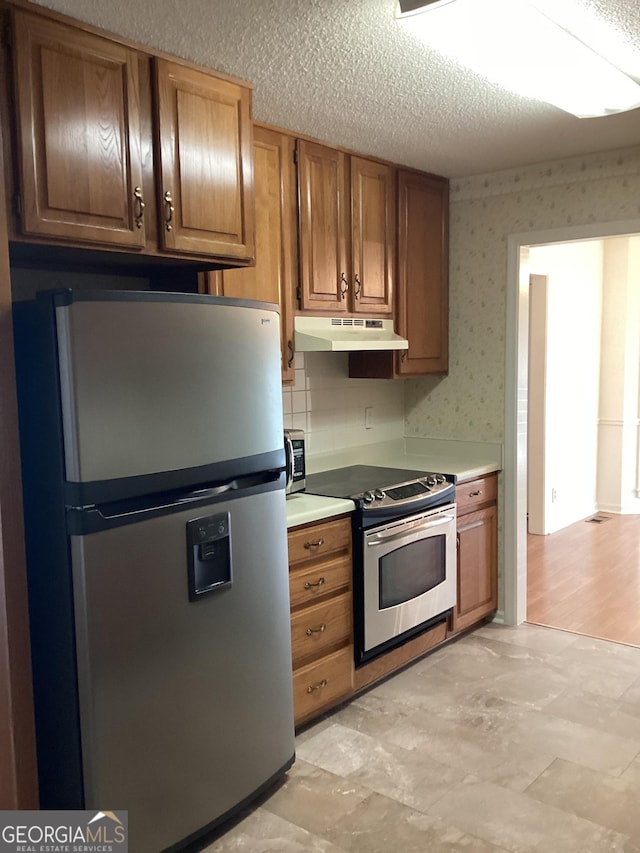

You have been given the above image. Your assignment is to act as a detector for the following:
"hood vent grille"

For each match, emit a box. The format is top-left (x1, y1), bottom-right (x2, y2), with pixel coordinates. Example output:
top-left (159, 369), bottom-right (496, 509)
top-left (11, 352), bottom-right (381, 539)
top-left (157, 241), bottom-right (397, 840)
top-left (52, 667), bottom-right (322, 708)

top-left (331, 318), bottom-right (364, 327)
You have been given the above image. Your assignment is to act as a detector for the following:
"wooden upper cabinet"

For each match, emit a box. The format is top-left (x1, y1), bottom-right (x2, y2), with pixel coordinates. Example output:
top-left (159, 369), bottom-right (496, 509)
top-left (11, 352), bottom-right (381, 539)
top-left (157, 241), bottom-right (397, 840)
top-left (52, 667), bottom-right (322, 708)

top-left (396, 170), bottom-right (449, 375)
top-left (350, 156), bottom-right (394, 314)
top-left (202, 126), bottom-right (297, 382)
top-left (11, 9), bottom-right (145, 248)
top-left (349, 168), bottom-right (448, 379)
top-left (154, 58), bottom-right (254, 261)
top-left (297, 140), bottom-right (394, 315)
top-left (297, 139), bottom-right (349, 313)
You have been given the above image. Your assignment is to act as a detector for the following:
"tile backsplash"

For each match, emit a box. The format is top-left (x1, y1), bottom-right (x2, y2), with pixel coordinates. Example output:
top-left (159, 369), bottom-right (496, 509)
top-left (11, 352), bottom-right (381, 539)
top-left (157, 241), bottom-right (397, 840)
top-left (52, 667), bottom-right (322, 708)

top-left (282, 352), bottom-right (404, 457)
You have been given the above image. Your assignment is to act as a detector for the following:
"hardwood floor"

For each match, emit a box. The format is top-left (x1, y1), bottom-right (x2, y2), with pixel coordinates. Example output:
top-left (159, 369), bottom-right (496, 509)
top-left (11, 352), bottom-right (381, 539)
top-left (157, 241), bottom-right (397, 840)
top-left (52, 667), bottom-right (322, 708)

top-left (527, 513), bottom-right (640, 647)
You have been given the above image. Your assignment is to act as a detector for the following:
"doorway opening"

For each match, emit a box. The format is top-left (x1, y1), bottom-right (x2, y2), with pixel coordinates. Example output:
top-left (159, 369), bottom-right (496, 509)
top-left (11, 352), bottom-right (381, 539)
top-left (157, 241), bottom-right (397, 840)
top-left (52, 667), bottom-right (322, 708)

top-left (503, 218), bottom-right (640, 647)
top-left (525, 237), bottom-right (640, 645)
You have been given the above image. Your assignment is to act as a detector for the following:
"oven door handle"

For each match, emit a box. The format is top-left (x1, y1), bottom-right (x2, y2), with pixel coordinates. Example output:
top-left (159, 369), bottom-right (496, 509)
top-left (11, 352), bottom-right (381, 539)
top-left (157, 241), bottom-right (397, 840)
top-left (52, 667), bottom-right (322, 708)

top-left (366, 514), bottom-right (455, 546)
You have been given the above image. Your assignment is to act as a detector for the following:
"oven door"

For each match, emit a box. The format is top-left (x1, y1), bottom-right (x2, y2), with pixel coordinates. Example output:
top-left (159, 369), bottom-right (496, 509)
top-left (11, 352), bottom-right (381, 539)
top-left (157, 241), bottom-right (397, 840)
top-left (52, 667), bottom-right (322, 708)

top-left (362, 503), bottom-right (456, 655)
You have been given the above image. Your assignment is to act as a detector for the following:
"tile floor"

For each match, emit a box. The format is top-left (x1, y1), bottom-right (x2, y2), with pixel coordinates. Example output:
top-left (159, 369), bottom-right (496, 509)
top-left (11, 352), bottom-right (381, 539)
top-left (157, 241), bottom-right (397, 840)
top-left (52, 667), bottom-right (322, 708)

top-left (206, 624), bottom-right (640, 852)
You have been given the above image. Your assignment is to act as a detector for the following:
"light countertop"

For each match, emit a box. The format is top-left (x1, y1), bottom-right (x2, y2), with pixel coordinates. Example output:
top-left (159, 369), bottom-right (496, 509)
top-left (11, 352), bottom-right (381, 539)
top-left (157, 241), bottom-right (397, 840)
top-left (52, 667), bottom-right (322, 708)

top-left (286, 438), bottom-right (502, 529)
top-left (306, 438), bottom-right (502, 483)
top-left (285, 492), bottom-right (355, 529)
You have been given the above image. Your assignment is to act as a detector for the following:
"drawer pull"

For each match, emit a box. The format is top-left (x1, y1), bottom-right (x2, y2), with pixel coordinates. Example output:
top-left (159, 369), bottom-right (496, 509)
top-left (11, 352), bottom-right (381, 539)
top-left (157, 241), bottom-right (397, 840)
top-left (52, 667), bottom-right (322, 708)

top-left (469, 490), bottom-right (481, 497)
top-left (306, 679), bottom-right (328, 693)
top-left (306, 623), bottom-right (327, 635)
top-left (304, 537), bottom-right (325, 549)
top-left (304, 577), bottom-right (326, 590)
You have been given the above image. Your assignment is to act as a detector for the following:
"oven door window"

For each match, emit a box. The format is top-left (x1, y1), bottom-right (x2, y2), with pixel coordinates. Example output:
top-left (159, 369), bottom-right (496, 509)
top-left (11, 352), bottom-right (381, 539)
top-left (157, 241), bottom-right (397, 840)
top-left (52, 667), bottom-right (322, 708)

top-left (379, 535), bottom-right (446, 609)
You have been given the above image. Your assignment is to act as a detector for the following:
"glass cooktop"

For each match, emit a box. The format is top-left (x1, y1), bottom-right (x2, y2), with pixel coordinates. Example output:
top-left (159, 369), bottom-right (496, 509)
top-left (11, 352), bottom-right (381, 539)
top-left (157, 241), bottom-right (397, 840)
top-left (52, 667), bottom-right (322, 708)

top-left (304, 465), bottom-right (438, 499)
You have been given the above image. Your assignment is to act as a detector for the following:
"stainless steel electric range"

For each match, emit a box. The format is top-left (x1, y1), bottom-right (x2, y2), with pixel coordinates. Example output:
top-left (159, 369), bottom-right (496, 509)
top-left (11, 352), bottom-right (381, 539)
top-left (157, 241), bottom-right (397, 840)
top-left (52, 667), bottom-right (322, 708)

top-left (304, 465), bottom-right (457, 666)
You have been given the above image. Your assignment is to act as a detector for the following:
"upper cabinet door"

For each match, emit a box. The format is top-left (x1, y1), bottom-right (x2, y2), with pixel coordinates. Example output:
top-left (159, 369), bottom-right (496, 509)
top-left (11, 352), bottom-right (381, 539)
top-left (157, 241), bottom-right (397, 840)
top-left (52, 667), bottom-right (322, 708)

top-left (206, 126), bottom-right (297, 383)
top-left (297, 140), bottom-right (349, 313)
top-left (154, 59), bottom-right (255, 261)
top-left (350, 157), bottom-right (395, 314)
top-left (396, 170), bottom-right (449, 376)
top-left (12, 10), bottom-right (145, 248)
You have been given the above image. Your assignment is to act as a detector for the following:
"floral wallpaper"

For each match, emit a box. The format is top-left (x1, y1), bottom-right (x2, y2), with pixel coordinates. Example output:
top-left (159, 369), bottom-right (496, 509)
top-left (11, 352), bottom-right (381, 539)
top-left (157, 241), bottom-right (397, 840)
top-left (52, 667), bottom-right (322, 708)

top-left (405, 145), bottom-right (640, 443)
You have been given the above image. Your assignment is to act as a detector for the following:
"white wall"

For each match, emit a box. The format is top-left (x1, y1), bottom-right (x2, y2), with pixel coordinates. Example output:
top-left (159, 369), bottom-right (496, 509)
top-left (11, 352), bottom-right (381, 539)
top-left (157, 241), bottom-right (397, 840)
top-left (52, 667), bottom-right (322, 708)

top-left (597, 236), bottom-right (640, 513)
top-left (526, 273), bottom-right (548, 535)
top-left (282, 352), bottom-right (404, 457)
top-left (528, 241), bottom-right (603, 533)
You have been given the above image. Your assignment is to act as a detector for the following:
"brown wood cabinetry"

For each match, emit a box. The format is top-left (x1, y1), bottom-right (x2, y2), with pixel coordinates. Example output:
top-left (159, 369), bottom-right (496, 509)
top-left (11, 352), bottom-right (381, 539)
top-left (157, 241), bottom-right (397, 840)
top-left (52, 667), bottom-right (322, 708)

top-left (8, 7), bottom-right (254, 266)
top-left (288, 515), bottom-right (353, 726)
top-left (452, 473), bottom-right (498, 633)
top-left (201, 125), bottom-right (296, 382)
top-left (349, 169), bottom-right (449, 378)
top-left (350, 156), bottom-right (395, 313)
top-left (154, 59), bottom-right (254, 261)
top-left (297, 139), bottom-right (394, 315)
top-left (297, 140), bottom-right (347, 313)
top-left (396, 170), bottom-right (449, 375)
top-left (11, 10), bottom-right (145, 249)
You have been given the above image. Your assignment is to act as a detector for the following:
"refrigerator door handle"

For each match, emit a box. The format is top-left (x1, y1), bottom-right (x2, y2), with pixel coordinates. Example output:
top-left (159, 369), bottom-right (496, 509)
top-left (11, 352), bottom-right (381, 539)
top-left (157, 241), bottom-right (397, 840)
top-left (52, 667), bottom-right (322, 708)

top-left (97, 481), bottom-right (238, 521)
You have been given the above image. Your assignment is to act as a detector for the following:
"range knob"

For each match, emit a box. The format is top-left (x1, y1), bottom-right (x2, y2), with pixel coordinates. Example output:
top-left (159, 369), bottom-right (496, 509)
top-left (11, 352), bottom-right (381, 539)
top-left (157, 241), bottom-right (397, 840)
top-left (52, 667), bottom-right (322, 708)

top-left (426, 476), bottom-right (437, 487)
top-left (435, 474), bottom-right (446, 484)
top-left (363, 491), bottom-right (374, 504)
top-left (374, 489), bottom-right (385, 501)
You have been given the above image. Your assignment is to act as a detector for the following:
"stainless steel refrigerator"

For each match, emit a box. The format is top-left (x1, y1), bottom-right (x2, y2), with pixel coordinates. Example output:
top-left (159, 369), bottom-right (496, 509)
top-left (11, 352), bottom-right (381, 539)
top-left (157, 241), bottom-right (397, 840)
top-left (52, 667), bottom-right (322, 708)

top-left (13, 290), bottom-right (295, 852)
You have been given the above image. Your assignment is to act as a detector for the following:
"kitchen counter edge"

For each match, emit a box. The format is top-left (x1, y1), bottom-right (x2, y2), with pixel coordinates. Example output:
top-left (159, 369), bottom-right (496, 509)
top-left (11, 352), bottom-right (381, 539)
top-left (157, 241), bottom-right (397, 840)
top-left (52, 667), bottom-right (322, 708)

top-left (285, 494), bottom-right (355, 529)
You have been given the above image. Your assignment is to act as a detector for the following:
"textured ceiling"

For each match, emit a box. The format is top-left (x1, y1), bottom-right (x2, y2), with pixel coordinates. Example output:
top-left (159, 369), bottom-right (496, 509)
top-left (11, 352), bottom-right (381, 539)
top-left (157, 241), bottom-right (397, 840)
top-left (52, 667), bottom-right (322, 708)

top-left (33, 0), bottom-right (640, 178)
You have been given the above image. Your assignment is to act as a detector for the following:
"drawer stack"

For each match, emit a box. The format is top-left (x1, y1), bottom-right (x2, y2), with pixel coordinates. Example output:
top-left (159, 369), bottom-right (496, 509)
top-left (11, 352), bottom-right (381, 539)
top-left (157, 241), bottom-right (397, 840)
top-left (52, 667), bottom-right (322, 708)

top-left (287, 515), bottom-right (353, 725)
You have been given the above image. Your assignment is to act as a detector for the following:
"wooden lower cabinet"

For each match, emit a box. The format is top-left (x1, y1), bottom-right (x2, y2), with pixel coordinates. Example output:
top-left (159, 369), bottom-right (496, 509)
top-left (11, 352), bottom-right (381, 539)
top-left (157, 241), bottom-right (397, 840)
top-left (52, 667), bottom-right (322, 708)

top-left (290, 592), bottom-right (351, 668)
top-left (293, 647), bottom-right (353, 724)
top-left (288, 515), bottom-right (353, 726)
top-left (452, 474), bottom-right (498, 633)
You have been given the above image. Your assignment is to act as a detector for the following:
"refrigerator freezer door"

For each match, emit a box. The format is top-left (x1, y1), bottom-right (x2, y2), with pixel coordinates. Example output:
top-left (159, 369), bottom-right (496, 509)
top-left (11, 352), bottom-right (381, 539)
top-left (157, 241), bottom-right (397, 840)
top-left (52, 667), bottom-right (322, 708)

top-left (54, 293), bottom-right (283, 484)
top-left (70, 486), bottom-right (294, 853)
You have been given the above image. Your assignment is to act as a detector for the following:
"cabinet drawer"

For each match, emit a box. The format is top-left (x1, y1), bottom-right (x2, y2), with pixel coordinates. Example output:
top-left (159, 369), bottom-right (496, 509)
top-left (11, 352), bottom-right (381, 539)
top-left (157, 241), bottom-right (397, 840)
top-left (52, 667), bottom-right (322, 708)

top-left (293, 646), bottom-right (353, 724)
top-left (288, 516), bottom-right (351, 565)
top-left (456, 474), bottom-right (498, 513)
top-left (291, 593), bottom-right (352, 667)
top-left (289, 554), bottom-right (351, 609)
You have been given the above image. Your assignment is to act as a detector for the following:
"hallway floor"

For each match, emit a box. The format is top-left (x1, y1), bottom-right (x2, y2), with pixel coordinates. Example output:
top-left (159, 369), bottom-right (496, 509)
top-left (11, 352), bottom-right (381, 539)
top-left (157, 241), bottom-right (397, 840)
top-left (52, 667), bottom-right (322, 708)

top-left (206, 623), bottom-right (640, 852)
top-left (527, 513), bottom-right (640, 647)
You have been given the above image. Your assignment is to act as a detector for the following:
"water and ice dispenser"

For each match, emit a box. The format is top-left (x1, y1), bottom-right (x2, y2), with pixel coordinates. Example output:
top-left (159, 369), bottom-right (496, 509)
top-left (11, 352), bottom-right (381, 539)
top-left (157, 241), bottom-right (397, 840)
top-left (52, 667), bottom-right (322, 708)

top-left (186, 512), bottom-right (232, 600)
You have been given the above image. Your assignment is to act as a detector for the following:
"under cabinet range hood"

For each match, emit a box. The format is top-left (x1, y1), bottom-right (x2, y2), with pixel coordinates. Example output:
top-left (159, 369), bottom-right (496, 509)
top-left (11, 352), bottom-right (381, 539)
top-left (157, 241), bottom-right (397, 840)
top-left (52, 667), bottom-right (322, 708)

top-left (294, 317), bottom-right (409, 352)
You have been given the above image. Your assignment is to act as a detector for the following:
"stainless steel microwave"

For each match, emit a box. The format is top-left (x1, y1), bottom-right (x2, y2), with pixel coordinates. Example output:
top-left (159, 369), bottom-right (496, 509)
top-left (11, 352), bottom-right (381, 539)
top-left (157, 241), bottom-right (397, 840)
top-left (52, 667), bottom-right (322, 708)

top-left (284, 429), bottom-right (305, 493)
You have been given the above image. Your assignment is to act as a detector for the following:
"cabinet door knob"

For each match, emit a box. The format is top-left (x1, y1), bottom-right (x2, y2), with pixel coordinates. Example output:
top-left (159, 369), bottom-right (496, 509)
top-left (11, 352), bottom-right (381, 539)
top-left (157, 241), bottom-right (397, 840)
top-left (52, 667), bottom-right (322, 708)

top-left (469, 490), bottom-right (481, 497)
top-left (304, 537), bottom-right (325, 549)
top-left (164, 190), bottom-right (174, 232)
top-left (354, 274), bottom-right (361, 299)
top-left (304, 577), bottom-right (325, 590)
top-left (305, 623), bottom-right (326, 636)
top-left (287, 339), bottom-right (295, 367)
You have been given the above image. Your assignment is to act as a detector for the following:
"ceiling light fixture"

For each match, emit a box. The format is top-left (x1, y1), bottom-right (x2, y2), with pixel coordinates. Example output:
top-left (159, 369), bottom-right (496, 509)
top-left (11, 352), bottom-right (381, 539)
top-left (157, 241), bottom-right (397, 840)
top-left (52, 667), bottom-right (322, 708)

top-left (396, 0), bottom-right (640, 118)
